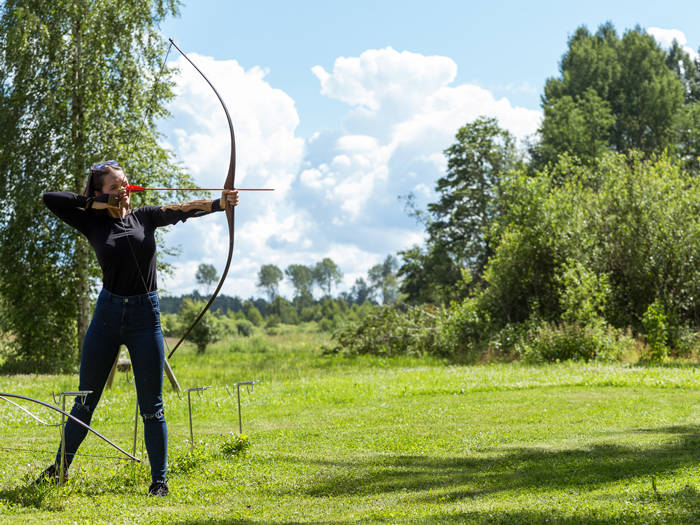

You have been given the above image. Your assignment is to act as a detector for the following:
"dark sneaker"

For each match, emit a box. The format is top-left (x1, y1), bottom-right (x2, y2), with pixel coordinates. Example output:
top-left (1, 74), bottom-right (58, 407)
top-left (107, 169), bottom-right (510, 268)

top-left (34, 463), bottom-right (68, 485)
top-left (148, 480), bottom-right (169, 497)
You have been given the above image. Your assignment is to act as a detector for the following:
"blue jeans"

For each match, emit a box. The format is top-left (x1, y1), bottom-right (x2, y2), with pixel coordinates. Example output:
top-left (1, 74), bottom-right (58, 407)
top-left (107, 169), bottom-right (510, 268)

top-left (55, 288), bottom-right (167, 483)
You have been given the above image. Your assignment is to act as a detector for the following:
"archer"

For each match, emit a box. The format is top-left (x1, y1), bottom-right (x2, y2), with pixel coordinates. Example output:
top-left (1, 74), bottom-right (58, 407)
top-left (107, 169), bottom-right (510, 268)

top-left (38, 160), bottom-right (238, 496)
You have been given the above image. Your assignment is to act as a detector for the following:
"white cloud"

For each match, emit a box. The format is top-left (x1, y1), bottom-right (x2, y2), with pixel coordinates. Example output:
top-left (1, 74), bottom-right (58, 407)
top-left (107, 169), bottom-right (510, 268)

top-left (158, 51), bottom-right (306, 298)
top-left (647, 27), bottom-right (698, 61)
top-left (159, 46), bottom-right (542, 300)
top-left (301, 46), bottom-right (541, 241)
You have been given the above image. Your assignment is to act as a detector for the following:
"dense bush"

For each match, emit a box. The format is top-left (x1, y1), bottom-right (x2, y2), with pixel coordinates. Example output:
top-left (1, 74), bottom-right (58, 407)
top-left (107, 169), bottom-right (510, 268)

top-left (483, 153), bottom-right (700, 337)
top-left (329, 305), bottom-right (443, 357)
top-left (516, 321), bottom-right (635, 363)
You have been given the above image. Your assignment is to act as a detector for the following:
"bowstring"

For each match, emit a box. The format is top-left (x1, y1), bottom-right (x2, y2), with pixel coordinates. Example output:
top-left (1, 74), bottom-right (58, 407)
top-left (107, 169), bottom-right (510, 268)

top-left (119, 39), bottom-right (177, 359)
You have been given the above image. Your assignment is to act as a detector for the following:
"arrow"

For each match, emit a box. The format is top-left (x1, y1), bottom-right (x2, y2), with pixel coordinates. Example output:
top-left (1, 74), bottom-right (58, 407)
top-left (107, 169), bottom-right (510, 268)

top-left (125, 184), bottom-right (273, 194)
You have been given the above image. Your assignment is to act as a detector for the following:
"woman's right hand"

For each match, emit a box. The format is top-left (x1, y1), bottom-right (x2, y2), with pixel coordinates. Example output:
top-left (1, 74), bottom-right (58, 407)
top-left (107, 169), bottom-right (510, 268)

top-left (91, 194), bottom-right (120, 211)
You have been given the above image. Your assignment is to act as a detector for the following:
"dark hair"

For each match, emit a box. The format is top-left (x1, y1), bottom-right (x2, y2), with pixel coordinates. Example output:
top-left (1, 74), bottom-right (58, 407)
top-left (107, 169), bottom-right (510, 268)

top-left (82, 163), bottom-right (123, 197)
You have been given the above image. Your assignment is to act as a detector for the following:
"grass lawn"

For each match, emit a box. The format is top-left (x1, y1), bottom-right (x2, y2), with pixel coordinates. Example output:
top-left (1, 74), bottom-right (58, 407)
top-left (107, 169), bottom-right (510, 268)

top-left (0, 331), bottom-right (698, 524)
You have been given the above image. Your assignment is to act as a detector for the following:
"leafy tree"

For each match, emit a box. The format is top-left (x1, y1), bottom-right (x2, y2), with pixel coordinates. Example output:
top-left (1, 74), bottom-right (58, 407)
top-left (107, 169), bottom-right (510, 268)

top-left (368, 255), bottom-right (399, 304)
top-left (665, 40), bottom-right (700, 104)
top-left (257, 264), bottom-right (283, 302)
top-left (270, 296), bottom-right (298, 324)
top-left (483, 152), bottom-right (700, 332)
top-left (398, 244), bottom-right (463, 305)
top-left (347, 277), bottom-right (373, 305)
top-left (535, 88), bottom-right (615, 169)
top-left (242, 300), bottom-right (263, 326)
top-left (427, 117), bottom-right (518, 276)
top-left (532, 23), bottom-right (686, 169)
top-left (177, 298), bottom-right (215, 354)
top-left (0, 0), bottom-right (183, 372)
top-left (195, 263), bottom-right (218, 294)
top-left (313, 258), bottom-right (342, 296)
top-left (285, 264), bottom-right (314, 298)
top-left (397, 117), bottom-right (518, 305)
top-left (665, 41), bottom-right (700, 175)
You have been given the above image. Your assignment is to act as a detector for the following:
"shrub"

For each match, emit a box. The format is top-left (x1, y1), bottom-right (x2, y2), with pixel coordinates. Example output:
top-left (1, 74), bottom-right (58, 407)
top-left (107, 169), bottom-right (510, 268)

top-left (330, 304), bottom-right (442, 357)
top-left (672, 326), bottom-right (700, 358)
top-left (519, 320), bottom-right (632, 362)
top-left (219, 433), bottom-right (250, 456)
top-left (436, 297), bottom-right (489, 358)
top-left (235, 318), bottom-right (254, 337)
top-left (641, 300), bottom-right (668, 361)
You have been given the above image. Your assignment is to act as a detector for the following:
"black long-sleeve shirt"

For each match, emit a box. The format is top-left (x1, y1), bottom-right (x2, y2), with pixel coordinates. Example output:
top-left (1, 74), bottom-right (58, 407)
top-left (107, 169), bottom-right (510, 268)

top-left (43, 192), bottom-right (223, 295)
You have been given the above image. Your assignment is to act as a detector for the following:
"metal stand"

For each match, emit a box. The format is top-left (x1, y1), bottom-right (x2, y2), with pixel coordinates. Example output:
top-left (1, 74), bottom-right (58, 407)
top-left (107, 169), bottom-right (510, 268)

top-left (56, 390), bottom-right (93, 484)
top-left (132, 397), bottom-right (140, 457)
top-left (185, 387), bottom-right (210, 449)
top-left (228, 381), bottom-right (258, 434)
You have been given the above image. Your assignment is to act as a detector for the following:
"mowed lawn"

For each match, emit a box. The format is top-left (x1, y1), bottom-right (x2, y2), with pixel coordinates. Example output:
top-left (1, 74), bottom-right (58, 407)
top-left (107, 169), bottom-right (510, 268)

top-left (0, 332), bottom-right (698, 524)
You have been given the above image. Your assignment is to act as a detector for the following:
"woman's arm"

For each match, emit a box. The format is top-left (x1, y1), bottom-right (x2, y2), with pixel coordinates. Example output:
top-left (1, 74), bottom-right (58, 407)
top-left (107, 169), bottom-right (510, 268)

top-left (148, 191), bottom-right (239, 227)
top-left (42, 191), bottom-right (92, 233)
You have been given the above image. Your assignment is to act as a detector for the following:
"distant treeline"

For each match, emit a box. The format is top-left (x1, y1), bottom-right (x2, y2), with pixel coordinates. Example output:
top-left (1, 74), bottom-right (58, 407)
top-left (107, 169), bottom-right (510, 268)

top-left (159, 292), bottom-right (254, 316)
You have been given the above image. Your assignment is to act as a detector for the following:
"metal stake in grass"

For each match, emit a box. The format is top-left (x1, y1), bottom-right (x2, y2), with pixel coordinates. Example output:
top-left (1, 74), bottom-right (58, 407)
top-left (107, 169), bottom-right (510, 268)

top-left (132, 397), bottom-right (139, 457)
top-left (226, 381), bottom-right (258, 434)
top-left (185, 386), bottom-right (210, 450)
top-left (54, 390), bottom-right (93, 484)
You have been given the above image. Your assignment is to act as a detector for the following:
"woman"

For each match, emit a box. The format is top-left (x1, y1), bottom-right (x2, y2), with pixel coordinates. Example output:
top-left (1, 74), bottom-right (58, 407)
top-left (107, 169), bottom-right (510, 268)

top-left (38, 160), bottom-right (238, 496)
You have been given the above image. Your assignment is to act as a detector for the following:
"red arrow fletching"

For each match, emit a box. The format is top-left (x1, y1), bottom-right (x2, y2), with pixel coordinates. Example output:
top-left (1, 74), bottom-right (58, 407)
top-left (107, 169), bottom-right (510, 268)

top-left (125, 184), bottom-right (145, 193)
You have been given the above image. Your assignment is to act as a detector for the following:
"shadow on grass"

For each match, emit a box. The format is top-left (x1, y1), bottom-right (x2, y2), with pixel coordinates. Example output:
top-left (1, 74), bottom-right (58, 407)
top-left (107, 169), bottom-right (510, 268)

top-left (171, 496), bottom-right (700, 524)
top-left (253, 424), bottom-right (698, 524)
top-left (0, 482), bottom-right (62, 511)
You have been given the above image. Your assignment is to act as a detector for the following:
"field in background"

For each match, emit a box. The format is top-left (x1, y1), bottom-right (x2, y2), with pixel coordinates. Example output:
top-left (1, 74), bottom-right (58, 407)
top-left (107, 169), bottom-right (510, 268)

top-left (0, 331), bottom-right (698, 524)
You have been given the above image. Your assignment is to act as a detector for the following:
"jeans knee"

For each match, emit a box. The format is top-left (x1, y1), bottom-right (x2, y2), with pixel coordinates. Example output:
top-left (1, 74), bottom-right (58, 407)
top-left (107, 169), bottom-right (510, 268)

top-left (72, 398), bottom-right (94, 418)
top-left (141, 408), bottom-right (165, 423)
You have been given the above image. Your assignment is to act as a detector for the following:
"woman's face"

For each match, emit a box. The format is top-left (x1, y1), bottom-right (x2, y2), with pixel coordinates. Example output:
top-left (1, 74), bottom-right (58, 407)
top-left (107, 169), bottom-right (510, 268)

top-left (97, 169), bottom-right (130, 207)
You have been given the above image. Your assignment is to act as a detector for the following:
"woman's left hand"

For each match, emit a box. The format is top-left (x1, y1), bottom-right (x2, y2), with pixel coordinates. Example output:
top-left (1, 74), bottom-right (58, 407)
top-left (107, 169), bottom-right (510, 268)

top-left (221, 190), bottom-right (239, 208)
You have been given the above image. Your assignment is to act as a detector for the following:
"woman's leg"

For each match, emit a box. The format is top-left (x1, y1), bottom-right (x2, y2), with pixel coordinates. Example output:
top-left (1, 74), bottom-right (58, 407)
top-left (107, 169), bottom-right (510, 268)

top-left (124, 294), bottom-right (167, 483)
top-left (55, 293), bottom-right (121, 469)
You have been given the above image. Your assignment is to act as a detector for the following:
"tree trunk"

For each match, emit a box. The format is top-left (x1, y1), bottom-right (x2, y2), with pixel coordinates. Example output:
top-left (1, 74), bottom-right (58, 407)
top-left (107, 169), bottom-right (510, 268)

top-left (71, 2), bottom-right (89, 354)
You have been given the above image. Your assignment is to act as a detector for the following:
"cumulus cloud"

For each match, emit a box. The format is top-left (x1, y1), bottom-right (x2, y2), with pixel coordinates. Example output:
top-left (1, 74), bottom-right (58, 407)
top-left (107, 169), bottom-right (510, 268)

top-left (159, 46), bottom-right (541, 299)
top-left (296, 46), bottom-right (541, 261)
top-left (647, 27), bottom-right (698, 61)
top-left (158, 52), bottom-right (306, 297)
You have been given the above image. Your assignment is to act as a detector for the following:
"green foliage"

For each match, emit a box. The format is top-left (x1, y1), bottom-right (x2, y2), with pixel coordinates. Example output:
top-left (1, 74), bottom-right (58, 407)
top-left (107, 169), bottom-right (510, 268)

top-left (160, 312), bottom-right (178, 337)
top-left (556, 260), bottom-right (610, 326)
top-left (168, 442), bottom-right (212, 475)
top-left (257, 264), bottom-right (283, 302)
top-left (431, 297), bottom-right (487, 357)
top-left (330, 305), bottom-right (442, 357)
top-left (242, 301), bottom-right (263, 327)
top-left (517, 321), bottom-right (634, 363)
top-left (642, 300), bottom-right (669, 361)
top-left (532, 23), bottom-right (686, 169)
top-left (219, 433), bottom-right (250, 457)
top-left (536, 87), bottom-right (615, 167)
top-left (398, 243), bottom-right (463, 305)
top-left (285, 264), bottom-right (314, 298)
top-left (235, 318), bottom-right (254, 337)
top-left (0, 0), bottom-right (184, 372)
top-left (399, 118), bottom-right (520, 305)
top-left (269, 296), bottom-right (298, 324)
top-left (428, 117), bottom-right (519, 275)
top-left (313, 258), bottom-right (343, 296)
top-left (195, 263), bottom-right (218, 293)
top-left (177, 298), bottom-right (216, 354)
top-left (483, 152), bottom-right (700, 337)
top-left (367, 255), bottom-right (400, 304)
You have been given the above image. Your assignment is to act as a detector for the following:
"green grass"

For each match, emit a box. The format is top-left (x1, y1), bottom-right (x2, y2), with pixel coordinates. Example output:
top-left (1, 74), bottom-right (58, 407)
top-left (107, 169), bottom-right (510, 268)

top-left (0, 331), bottom-right (698, 524)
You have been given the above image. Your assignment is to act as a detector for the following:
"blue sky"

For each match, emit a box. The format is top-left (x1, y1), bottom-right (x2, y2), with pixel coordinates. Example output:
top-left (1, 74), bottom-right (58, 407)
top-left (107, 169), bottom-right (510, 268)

top-left (152, 1), bottom-right (699, 299)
